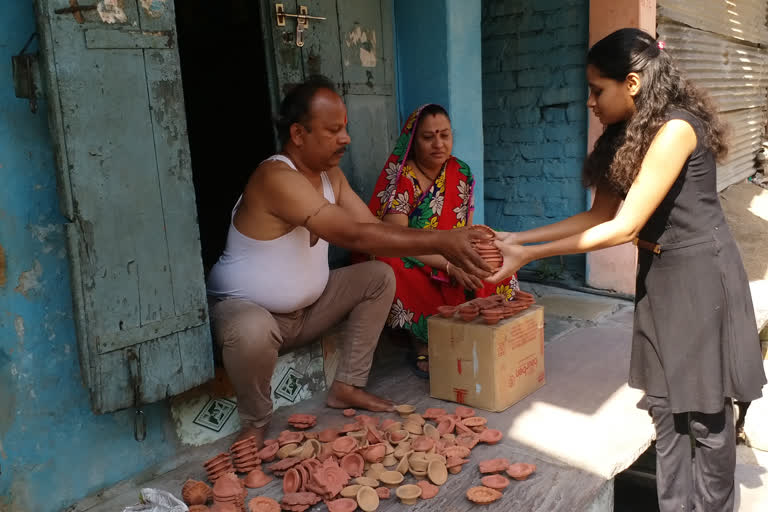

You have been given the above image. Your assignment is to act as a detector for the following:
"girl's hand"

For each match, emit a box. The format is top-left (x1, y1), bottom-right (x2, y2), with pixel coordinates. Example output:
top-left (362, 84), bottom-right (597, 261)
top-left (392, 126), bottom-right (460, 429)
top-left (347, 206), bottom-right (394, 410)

top-left (486, 241), bottom-right (528, 284)
top-left (494, 231), bottom-right (520, 244)
top-left (447, 264), bottom-right (484, 290)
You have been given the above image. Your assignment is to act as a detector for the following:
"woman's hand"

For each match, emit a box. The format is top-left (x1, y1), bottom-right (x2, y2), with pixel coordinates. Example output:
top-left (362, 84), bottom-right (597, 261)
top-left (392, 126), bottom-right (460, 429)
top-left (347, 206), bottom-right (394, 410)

top-left (485, 241), bottom-right (529, 284)
top-left (447, 264), bottom-right (484, 291)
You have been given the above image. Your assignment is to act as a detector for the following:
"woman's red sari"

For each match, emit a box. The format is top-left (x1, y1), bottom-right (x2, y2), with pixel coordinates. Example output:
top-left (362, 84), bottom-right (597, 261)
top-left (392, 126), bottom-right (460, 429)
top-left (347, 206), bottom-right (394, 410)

top-left (364, 105), bottom-right (518, 342)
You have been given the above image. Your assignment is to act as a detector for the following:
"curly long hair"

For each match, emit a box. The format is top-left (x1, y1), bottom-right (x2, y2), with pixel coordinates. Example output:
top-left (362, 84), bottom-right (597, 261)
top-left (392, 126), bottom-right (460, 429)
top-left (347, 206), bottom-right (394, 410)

top-left (583, 28), bottom-right (728, 196)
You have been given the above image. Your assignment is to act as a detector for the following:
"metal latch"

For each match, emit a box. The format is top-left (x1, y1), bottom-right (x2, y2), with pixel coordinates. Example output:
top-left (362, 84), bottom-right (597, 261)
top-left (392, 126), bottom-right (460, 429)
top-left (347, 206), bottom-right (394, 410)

top-left (11, 33), bottom-right (39, 114)
top-left (275, 4), bottom-right (326, 48)
top-left (54, 1), bottom-right (97, 24)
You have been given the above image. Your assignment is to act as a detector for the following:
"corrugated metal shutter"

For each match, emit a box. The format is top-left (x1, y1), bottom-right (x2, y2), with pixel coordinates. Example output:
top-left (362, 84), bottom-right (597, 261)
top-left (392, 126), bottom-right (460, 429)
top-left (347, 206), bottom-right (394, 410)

top-left (658, 0), bottom-right (768, 190)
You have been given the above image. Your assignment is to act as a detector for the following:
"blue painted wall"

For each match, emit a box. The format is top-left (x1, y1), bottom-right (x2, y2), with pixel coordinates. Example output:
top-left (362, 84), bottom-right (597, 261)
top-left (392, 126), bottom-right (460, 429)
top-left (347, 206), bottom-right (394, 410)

top-left (0, 3), bottom-right (177, 511)
top-left (394, 0), bottom-right (485, 223)
top-left (481, 0), bottom-right (589, 276)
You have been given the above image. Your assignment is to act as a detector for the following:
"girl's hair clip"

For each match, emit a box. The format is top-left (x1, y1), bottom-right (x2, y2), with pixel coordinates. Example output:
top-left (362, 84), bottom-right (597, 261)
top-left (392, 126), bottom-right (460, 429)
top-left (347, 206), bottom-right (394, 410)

top-left (657, 41), bottom-right (666, 50)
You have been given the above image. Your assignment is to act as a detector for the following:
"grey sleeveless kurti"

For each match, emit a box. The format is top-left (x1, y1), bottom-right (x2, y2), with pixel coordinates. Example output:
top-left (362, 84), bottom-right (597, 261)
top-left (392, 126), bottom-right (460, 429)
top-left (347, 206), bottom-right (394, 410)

top-left (629, 109), bottom-right (766, 414)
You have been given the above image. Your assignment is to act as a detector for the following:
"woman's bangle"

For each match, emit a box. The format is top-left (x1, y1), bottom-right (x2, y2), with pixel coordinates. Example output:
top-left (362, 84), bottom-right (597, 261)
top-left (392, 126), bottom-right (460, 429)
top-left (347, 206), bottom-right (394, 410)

top-left (445, 262), bottom-right (451, 275)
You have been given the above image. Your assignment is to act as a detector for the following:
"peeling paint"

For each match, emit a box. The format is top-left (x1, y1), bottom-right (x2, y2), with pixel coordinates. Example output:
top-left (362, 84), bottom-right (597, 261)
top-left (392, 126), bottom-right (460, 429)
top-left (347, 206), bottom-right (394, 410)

top-left (0, 243), bottom-right (6, 287)
top-left (29, 224), bottom-right (60, 254)
top-left (13, 317), bottom-right (24, 345)
top-left (98, 0), bottom-right (128, 24)
top-left (14, 260), bottom-right (42, 297)
top-left (345, 26), bottom-right (377, 67)
top-left (141, 0), bottom-right (166, 18)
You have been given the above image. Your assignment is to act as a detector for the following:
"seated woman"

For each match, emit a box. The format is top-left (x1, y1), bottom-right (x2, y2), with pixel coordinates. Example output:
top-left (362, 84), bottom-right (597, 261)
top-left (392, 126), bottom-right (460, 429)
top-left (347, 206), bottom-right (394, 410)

top-left (363, 104), bottom-right (518, 376)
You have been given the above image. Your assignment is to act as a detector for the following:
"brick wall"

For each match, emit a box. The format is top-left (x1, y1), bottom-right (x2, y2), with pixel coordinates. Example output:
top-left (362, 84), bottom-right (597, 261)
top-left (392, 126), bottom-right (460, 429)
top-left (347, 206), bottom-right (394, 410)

top-left (481, 0), bottom-right (588, 277)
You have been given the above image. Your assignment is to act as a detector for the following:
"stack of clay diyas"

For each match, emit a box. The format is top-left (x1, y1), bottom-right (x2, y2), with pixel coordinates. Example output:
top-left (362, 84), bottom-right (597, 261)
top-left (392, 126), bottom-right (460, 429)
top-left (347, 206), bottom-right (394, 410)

top-left (212, 472), bottom-right (247, 512)
top-left (280, 491), bottom-right (321, 512)
top-left (182, 479), bottom-right (212, 508)
top-left (204, 452), bottom-right (236, 483)
top-left (229, 436), bottom-right (262, 474)
top-left (287, 413), bottom-right (317, 430)
top-left (470, 225), bottom-right (503, 271)
top-left (437, 290), bottom-right (537, 324)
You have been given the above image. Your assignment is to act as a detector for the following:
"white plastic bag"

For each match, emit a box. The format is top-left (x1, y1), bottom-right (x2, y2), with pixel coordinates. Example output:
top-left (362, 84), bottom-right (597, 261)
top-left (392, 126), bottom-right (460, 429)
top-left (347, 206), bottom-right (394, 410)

top-left (122, 488), bottom-right (189, 512)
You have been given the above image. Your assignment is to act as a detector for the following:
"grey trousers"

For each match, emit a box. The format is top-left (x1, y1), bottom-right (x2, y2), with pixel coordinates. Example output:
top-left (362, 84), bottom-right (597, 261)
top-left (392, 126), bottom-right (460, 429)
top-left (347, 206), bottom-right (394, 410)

top-left (647, 395), bottom-right (735, 512)
top-left (209, 261), bottom-right (395, 428)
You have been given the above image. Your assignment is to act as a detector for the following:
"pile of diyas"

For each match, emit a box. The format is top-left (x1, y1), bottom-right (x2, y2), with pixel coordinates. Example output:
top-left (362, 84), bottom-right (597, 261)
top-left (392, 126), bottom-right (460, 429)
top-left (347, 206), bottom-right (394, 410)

top-left (437, 290), bottom-right (536, 325)
top-left (185, 404), bottom-right (536, 511)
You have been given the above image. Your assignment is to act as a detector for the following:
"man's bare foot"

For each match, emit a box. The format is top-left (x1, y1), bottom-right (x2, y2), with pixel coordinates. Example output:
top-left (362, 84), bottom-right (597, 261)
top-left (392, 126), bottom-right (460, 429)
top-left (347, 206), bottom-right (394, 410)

top-left (234, 421), bottom-right (268, 449)
top-left (326, 381), bottom-right (395, 412)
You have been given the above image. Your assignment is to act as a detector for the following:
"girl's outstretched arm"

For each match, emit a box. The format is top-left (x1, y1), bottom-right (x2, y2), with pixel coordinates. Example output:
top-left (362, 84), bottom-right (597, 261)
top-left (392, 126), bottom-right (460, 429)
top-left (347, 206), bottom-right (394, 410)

top-left (488, 119), bottom-right (697, 282)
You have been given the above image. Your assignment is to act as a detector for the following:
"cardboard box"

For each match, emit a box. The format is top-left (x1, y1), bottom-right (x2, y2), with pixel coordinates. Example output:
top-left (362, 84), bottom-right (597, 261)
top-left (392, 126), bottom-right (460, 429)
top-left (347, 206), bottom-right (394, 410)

top-left (428, 305), bottom-right (545, 412)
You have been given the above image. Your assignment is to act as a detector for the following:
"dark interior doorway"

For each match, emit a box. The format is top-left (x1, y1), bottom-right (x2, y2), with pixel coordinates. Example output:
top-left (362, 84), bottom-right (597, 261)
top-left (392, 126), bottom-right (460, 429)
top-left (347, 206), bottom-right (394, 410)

top-left (175, 1), bottom-right (276, 272)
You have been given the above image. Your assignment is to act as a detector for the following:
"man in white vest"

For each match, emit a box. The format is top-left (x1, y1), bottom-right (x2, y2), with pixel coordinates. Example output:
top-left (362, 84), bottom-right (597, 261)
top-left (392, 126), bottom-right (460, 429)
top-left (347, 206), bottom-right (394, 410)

top-left (207, 76), bottom-right (491, 445)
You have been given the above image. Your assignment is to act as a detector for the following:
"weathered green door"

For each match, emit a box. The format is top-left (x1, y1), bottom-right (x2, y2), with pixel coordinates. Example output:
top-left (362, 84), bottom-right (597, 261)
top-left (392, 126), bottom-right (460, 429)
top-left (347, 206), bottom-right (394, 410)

top-left (34, 0), bottom-right (213, 414)
top-left (261, 0), bottom-right (398, 201)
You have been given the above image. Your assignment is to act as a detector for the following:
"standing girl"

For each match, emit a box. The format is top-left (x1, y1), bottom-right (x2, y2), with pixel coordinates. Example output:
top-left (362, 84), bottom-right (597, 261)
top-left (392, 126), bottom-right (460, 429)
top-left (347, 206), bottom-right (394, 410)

top-left (490, 28), bottom-right (765, 511)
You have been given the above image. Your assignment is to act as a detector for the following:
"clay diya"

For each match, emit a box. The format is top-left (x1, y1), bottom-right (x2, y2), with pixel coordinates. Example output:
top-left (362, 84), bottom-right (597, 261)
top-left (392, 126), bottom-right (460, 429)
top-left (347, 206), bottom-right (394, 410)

top-left (462, 416), bottom-right (488, 428)
top-left (378, 470), bottom-right (404, 488)
top-left (182, 479), bottom-right (212, 506)
top-left (268, 456), bottom-right (301, 475)
top-left (456, 433), bottom-right (480, 450)
top-left (466, 486), bottom-right (503, 504)
top-left (479, 458), bottom-right (510, 474)
top-left (382, 454), bottom-right (398, 467)
top-left (394, 404), bottom-right (415, 417)
top-left (354, 476), bottom-right (379, 488)
top-left (326, 498), bottom-right (357, 512)
top-left (395, 455), bottom-right (410, 475)
top-left (454, 406), bottom-right (475, 418)
top-left (395, 484), bottom-right (422, 505)
top-left (281, 492), bottom-right (321, 509)
top-left (436, 417), bottom-right (456, 436)
top-left (436, 305), bottom-right (457, 318)
top-left (408, 452), bottom-right (429, 473)
top-left (340, 484), bottom-right (361, 498)
top-left (340, 452), bottom-right (365, 477)
top-left (427, 460), bottom-right (448, 486)
top-left (422, 423), bottom-right (440, 442)
top-left (210, 504), bottom-right (238, 512)
top-left (188, 506), bottom-right (210, 512)
top-left (446, 456), bottom-right (470, 474)
top-left (411, 436), bottom-right (435, 453)
top-left (343, 408), bottom-right (356, 417)
top-left (478, 428), bottom-right (503, 444)
top-left (248, 498), bottom-right (280, 512)
top-left (417, 480), bottom-right (440, 499)
top-left (243, 469), bottom-right (272, 489)
top-left (425, 453), bottom-right (446, 465)
top-left (278, 430), bottom-right (305, 446)
top-left (315, 428), bottom-right (337, 443)
top-left (403, 421), bottom-right (423, 435)
top-left (506, 462), bottom-right (536, 481)
top-left (387, 429), bottom-right (409, 445)
top-left (365, 463), bottom-right (386, 480)
top-left (375, 486), bottom-right (391, 499)
top-left (212, 473), bottom-right (245, 511)
top-left (381, 419), bottom-right (400, 432)
top-left (283, 468), bottom-right (302, 494)
top-left (481, 474), bottom-right (511, 490)
top-left (331, 436), bottom-right (358, 458)
top-left (443, 445), bottom-right (471, 459)
top-left (356, 485), bottom-right (380, 512)
top-left (257, 442), bottom-right (280, 462)
top-left (422, 408), bottom-right (447, 420)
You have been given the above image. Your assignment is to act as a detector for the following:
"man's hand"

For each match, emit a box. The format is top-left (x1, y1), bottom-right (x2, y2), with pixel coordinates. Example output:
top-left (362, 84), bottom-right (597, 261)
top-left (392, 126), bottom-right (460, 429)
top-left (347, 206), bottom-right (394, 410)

top-left (436, 227), bottom-right (493, 278)
top-left (448, 264), bottom-right (484, 291)
top-left (485, 240), bottom-right (529, 284)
